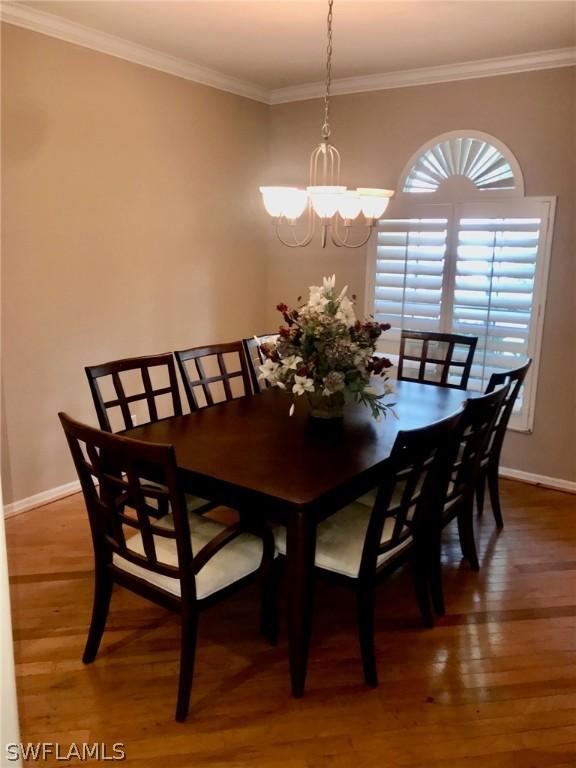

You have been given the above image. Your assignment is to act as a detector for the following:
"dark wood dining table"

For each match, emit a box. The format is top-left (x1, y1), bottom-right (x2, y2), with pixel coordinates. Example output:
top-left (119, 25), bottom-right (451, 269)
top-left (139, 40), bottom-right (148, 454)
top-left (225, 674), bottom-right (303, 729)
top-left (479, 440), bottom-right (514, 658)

top-left (122, 380), bottom-right (468, 697)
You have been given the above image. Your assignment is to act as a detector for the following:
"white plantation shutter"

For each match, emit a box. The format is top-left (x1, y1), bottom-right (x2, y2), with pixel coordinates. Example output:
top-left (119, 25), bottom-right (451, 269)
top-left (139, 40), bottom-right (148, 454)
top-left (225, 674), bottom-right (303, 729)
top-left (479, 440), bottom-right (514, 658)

top-left (403, 137), bottom-right (517, 194)
top-left (367, 199), bottom-right (554, 431)
top-left (372, 206), bottom-right (450, 353)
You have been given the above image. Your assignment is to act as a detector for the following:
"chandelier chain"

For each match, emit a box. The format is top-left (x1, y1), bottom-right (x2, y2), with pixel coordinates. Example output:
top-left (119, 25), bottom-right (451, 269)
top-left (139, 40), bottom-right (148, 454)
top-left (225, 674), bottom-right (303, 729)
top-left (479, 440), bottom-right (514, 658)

top-left (321, 0), bottom-right (333, 140)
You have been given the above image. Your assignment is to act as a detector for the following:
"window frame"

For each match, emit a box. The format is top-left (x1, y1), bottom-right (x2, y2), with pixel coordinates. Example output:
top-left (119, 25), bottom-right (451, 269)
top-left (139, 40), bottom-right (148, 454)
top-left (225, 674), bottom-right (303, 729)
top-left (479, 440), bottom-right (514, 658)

top-left (365, 195), bottom-right (556, 433)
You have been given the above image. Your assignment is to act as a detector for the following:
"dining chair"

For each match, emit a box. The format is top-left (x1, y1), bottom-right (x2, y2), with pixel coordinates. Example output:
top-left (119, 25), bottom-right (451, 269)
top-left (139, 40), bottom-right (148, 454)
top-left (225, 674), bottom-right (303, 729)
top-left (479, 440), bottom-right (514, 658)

top-left (274, 410), bottom-right (463, 687)
top-left (175, 342), bottom-right (253, 411)
top-left (85, 353), bottom-right (183, 432)
top-left (398, 330), bottom-right (478, 389)
top-left (438, 384), bottom-right (510, 589)
top-left (59, 412), bottom-right (276, 722)
top-left (242, 334), bottom-right (279, 393)
top-left (85, 354), bottom-right (212, 516)
top-left (476, 359), bottom-right (532, 528)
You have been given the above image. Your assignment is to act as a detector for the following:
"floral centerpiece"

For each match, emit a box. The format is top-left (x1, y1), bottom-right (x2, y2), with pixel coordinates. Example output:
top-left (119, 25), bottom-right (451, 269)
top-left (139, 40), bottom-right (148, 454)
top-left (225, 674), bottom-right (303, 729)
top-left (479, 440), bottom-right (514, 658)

top-left (258, 275), bottom-right (395, 420)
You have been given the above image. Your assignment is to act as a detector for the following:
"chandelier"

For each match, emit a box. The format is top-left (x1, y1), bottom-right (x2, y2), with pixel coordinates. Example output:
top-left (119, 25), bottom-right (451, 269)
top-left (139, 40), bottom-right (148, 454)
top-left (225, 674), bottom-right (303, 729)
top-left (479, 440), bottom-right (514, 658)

top-left (260, 0), bottom-right (394, 249)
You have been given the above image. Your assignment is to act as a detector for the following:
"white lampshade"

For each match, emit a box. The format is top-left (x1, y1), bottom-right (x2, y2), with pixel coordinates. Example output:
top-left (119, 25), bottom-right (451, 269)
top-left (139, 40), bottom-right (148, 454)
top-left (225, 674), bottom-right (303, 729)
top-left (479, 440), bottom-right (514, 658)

top-left (357, 188), bottom-right (395, 220)
top-left (260, 187), bottom-right (307, 219)
top-left (281, 188), bottom-right (308, 220)
top-left (337, 191), bottom-right (362, 221)
top-left (307, 185), bottom-right (346, 219)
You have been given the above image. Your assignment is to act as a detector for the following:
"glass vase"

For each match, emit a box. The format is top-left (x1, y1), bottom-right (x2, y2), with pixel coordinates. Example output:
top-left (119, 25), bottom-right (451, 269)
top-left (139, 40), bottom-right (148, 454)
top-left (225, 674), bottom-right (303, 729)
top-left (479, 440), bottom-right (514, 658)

top-left (306, 390), bottom-right (345, 419)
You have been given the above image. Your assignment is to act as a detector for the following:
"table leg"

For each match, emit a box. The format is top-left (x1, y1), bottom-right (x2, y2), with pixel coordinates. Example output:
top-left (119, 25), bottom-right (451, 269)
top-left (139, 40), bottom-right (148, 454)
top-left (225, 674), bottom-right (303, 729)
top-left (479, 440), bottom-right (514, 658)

top-left (286, 511), bottom-right (316, 697)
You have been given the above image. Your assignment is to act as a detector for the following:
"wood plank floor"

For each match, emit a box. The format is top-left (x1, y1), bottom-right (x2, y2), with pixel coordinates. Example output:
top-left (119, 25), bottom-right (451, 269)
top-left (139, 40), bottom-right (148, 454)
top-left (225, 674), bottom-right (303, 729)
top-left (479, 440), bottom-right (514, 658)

top-left (6, 480), bottom-right (576, 767)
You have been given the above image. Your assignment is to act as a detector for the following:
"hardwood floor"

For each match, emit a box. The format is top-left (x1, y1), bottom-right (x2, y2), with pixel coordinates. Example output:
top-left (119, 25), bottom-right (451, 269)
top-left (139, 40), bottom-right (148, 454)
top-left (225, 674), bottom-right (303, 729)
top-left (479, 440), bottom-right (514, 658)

top-left (6, 480), bottom-right (576, 767)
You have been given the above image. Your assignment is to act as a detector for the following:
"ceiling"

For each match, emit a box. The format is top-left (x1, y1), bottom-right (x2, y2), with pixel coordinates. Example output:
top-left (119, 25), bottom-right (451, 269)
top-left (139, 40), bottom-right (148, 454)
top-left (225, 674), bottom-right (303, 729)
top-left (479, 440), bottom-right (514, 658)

top-left (17, 1), bottom-right (576, 90)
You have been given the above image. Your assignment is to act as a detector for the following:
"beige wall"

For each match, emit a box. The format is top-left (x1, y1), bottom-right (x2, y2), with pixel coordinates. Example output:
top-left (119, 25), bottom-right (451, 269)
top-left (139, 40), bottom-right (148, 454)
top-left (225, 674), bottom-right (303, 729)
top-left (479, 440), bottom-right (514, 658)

top-left (1, 24), bottom-right (270, 505)
top-left (265, 69), bottom-right (576, 482)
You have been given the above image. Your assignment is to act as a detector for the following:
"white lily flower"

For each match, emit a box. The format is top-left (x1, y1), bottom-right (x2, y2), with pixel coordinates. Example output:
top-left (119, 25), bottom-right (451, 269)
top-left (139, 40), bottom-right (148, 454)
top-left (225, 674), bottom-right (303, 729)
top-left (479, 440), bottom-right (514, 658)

top-left (384, 381), bottom-right (396, 395)
top-left (283, 355), bottom-right (303, 370)
top-left (337, 284), bottom-right (349, 300)
top-left (364, 385), bottom-right (378, 396)
top-left (335, 295), bottom-right (357, 327)
top-left (258, 358), bottom-right (279, 381)
top-left (322, 274), bottom-right (336, 292)
top-left (292, 375), bottom-right (315, 396)
top-left (308, 286), bottom-right (329, 311)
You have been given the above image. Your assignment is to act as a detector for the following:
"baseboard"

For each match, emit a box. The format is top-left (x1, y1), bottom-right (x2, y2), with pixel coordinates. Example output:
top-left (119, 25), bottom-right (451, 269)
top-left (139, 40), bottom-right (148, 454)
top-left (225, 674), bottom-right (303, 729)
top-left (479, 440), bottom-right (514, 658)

top-left (3, 480), bottom-right (81, 519)
top-left (3, 466), bottom-right (574, 519)
top-left (499, 466), bottom-right (576, 494)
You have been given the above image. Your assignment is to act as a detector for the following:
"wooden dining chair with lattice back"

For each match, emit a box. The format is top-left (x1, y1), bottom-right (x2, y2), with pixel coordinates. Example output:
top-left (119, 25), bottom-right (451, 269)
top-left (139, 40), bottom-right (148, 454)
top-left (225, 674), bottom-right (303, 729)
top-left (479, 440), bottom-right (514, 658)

top-left (439, 384), bottom-right (510, 585)
top-left (175, 342), bottom-right (253, 411)
top-left (85, 353), bottom-right (183, 432)
top-left (273, 410), bottom-right (463, 687)
top-left (59, 412), bottom-right (276, 721)
top-left (476, 359), bottom-right (532, 528)
top-left (85, 353), bottom-right (211, 515)
top-left (398, 330), bottom-right (478, 389)
top-left (242, 334), bottom-right (279, 393)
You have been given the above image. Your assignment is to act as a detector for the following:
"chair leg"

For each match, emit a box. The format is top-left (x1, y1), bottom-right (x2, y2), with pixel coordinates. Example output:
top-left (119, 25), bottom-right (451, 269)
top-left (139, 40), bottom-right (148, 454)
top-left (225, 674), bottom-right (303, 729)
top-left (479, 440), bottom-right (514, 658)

top-left (476, 473), bottom-right (486, 517)
top-left (261, 557), bottom-right (281, 646)
top-left (488, 465), bottom-right (504, 529)
top-left (82, 566), bottom-right (113, 664)
top-left (356, 584), bottom-right (378, 687)
top-left (457, 499), bottom-right (479, 572)
top-left (175, 609), bottom-right (198, 723)
top-left (411, 555), bottom-right (434, 628)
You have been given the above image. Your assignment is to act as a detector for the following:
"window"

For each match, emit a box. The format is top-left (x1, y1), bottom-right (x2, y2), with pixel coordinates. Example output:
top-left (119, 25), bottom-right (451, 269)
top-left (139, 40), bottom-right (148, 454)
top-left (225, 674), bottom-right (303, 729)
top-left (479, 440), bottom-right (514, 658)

top-left (366, 132), bottom-right (555, 432)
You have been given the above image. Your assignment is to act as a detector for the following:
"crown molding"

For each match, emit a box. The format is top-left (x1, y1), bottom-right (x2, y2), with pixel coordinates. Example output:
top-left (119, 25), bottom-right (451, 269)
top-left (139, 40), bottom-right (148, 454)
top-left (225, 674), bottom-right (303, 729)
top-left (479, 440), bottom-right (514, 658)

top-left (2, 2), bottom-right (575, 107)
top-left (270, 47), bottom-right (576, 104)
top-left (0, 1), bottom-right (270, 104)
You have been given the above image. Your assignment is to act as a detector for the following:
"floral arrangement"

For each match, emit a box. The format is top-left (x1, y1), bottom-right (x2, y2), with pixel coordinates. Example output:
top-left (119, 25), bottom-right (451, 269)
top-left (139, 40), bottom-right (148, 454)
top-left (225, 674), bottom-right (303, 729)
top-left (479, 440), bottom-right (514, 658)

top-left (258, 275), bottom-right (395, 420)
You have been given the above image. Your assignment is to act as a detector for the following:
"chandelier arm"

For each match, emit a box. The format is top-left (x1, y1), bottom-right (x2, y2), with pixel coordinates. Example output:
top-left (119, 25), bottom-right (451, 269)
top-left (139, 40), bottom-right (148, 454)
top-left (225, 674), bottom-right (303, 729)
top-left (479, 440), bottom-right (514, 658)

top-left (330, 214), bottom-right (349, 247)
top-left (331, 223), bottom-right (375, 249)
top-left (274, 210), bottom-right (315, 248)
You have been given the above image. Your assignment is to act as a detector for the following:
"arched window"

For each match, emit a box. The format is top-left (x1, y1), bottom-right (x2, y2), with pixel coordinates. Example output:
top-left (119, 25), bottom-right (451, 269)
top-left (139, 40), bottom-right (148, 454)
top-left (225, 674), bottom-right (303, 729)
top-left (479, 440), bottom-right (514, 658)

top-left (366, 131), bottom-right (555, 431)
top-left (402, 131), bottom-right (524, 196)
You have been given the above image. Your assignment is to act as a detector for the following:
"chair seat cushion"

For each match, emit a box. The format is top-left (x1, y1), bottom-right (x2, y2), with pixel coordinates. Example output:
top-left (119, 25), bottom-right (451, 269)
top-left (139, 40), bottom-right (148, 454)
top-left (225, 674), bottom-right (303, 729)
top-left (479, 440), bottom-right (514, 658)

top-left (140, 481), bottom-right (210, 515)
top-left (357, 484), bottom-right (415, 515)
top-left (185, 493), bottom-right (212, 513)
top-left (113, 513), bottom-right (263, 600)
top-left (356, 488), bottom-right (378, 507)
top-left (274, 501), bottom-right (412, 579)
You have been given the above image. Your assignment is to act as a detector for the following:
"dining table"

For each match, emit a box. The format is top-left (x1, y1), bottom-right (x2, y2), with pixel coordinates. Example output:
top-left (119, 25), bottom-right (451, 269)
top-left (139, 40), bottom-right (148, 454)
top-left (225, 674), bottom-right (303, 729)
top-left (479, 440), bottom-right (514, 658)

top-left (122, 379), bottom-right (469, 697)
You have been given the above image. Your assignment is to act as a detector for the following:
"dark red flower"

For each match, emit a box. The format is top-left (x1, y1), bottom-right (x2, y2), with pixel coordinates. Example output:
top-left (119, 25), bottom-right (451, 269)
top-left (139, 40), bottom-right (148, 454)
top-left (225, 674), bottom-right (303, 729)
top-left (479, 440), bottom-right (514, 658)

top-left (367, 356), bottom-right (394, 376)
top-left (276, 302), bottom-right (288, 313)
